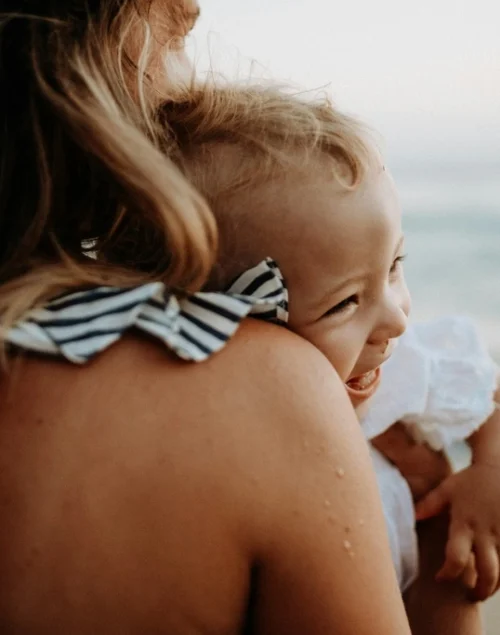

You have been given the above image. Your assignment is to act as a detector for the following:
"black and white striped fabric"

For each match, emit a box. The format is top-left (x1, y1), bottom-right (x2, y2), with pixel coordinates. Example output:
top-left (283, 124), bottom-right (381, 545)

top-left (226, 258), bottom-right (289, 323)
top-left (5, 258), bottom-right (288, 364)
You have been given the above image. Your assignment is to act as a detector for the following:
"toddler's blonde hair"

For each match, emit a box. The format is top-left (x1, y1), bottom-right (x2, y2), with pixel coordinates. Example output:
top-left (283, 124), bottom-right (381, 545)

top-left (161, 84), bottom-right (378, 286)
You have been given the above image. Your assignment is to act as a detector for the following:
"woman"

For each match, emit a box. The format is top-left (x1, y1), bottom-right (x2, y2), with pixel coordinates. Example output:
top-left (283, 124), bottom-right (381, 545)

top-left (0, 2), bottom-right (411, 632)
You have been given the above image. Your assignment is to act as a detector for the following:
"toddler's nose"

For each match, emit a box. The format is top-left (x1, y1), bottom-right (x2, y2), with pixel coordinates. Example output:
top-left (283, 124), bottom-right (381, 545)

top-left (369, 293), bottom-right (409, 346)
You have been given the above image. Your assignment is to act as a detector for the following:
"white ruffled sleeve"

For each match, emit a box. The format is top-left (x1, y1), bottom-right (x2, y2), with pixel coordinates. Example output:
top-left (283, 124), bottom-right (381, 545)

top-left (361, 317), bottom-right (498, 450)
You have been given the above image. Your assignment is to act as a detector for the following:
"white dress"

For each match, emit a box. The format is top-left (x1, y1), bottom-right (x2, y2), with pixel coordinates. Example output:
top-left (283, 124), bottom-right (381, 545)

top-left (362, 316), bottom-right (498, 590)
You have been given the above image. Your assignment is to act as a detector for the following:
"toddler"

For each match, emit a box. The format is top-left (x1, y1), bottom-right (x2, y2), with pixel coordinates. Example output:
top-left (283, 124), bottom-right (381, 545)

top-left (163, 85), bottom-right (500, 600)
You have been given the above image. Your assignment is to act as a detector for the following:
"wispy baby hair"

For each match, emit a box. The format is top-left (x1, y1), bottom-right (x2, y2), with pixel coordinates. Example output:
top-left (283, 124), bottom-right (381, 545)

top-left (161, 83), bottom-right (376, 195)
top-left (159, 83), bottom-right (378, 285)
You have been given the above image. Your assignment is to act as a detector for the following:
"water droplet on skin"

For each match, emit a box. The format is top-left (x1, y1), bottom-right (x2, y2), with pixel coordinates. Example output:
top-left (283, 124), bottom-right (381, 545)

top-left (343, 539), bottom-right (352, 551)
top-left (335, 467), bottom-right (345, 478)
top-left (358, 519), bottom-right (365, 527)
top-left (324, 499), bottom-right (332, 508)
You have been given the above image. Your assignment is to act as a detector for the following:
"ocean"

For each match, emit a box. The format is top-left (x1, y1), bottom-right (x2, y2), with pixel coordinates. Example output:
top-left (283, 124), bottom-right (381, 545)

top-left (393, 163), bottom-right (500, 361)
top-left (392, 161), bottom-right (500, 631)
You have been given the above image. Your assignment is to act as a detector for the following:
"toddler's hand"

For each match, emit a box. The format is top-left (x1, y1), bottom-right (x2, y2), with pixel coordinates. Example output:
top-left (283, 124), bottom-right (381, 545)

top-left (415, 463), bottom-right (500, 601)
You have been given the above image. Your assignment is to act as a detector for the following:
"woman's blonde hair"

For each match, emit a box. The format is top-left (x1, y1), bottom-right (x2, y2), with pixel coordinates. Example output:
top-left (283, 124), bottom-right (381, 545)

top-left (0, 0), bottom-right (217, 355)
top-left (159, 84), bottom-right (376, 284)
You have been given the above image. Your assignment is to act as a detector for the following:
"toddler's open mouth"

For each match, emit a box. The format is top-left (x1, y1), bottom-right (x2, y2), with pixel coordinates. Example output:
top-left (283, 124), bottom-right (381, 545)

top-left (345, 367), bottom-right (381, 401)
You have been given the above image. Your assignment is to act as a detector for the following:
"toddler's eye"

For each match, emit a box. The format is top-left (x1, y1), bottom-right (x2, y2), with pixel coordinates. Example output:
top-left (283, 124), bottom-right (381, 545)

top-left (390, 254), bottom-right (407, 275)
top-left (323, 295), bottom-right (359, 318)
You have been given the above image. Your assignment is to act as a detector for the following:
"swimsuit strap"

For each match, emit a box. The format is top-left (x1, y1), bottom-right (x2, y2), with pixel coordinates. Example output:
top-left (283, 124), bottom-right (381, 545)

top-left (5, 259), bottom-right (288, 364)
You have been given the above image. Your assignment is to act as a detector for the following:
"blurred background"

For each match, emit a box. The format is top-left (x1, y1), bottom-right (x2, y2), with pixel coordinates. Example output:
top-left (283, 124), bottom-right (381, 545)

top-left (188, 0), bottom-right (500, 362)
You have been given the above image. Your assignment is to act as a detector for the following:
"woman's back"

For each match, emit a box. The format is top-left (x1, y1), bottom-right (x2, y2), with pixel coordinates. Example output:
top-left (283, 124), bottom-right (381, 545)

top-left (0, 322), bottom-right (263, 633)
top-left (0, 320), bottom-right (409, 634)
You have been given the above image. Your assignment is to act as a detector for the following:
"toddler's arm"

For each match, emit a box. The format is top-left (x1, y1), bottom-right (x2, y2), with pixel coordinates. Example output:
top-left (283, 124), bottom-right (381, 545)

top-left (416, 380), bottom-right (500, 600)
top-left (371, 424), bottom-right (450, 501)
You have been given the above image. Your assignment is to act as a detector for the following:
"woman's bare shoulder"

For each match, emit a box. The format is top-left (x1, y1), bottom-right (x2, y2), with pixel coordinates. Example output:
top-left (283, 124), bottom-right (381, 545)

top-left (4, 317), bottom-right (355, 516)
top-left (1, 317), bottom-right (348, 474)
top-left (79, 317), bottom-right (343, 413)
top-left (1, 317), bottom-right (340, 436)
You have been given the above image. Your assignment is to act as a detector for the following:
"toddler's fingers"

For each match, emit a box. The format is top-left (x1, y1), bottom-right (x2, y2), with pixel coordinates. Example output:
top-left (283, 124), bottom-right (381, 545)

top-left (461, 553), bottom-right (477, 590)
top-left (436, 528), bottom-right (472, 582)
top-left (471, 539), bottom-right (499, 601)
top-left (415, 482), bottom-right (450, 521)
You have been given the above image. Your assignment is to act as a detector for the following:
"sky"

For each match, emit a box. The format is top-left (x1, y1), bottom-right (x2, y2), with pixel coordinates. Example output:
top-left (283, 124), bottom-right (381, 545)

top-left (187, 0), bottom-right (500, 167)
